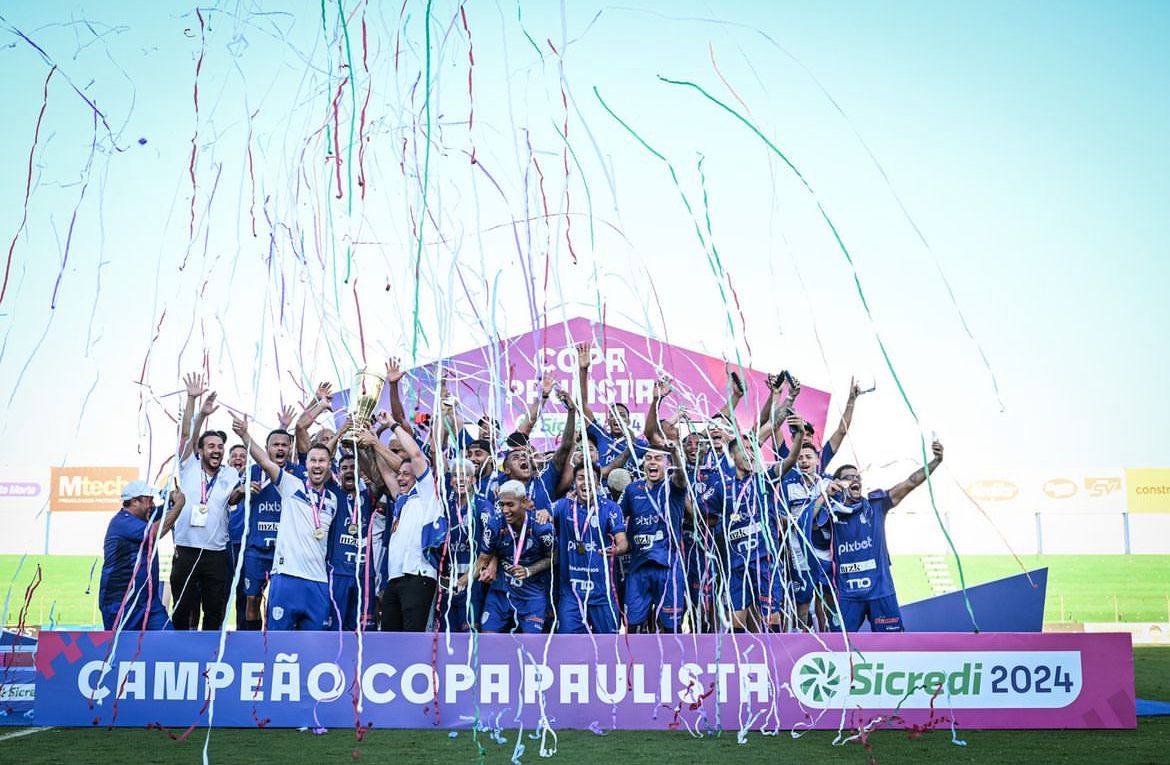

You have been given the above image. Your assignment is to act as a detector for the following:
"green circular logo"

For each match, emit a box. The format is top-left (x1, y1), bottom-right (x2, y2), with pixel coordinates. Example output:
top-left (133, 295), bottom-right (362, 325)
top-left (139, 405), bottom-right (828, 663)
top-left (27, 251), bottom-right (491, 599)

top-left (797, 656), bottom-right (842, 703)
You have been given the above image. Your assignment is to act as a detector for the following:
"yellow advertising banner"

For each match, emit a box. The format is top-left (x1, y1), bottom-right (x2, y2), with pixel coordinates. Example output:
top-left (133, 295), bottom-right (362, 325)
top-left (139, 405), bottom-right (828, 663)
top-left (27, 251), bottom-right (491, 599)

top-left (1125, 468), bottom-right (1170, 513)
top-left (49, 466), bottom-right (139, 512)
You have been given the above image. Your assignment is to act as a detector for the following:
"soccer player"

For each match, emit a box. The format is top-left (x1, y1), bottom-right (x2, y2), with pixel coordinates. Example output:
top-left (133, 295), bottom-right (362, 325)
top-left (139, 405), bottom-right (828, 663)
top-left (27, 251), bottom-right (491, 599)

top-left (170, 373), bottom-right (237, 631)
top-left (99, 480), bottom-right (183, 631)
top-left (432, 458), bottom-right (493, 632)
top-left (575, 341), bottom-right (650, 473)
top-left (234, 414), bottom-right (343, 630)
top-left (781, 440), bottom-right (835, 631)
top-left (549, 461), bottom-right (628, 634)
top-left (238, 428), bottom-right (304, 630)
top-left (619, 443), bottom-right (691, 633)
top-left (466, 481), bottom-right (555, 634)
top-left (813, 440), bottom-right (945, 632)
top-left (327, 451), bottom-right (380, 630)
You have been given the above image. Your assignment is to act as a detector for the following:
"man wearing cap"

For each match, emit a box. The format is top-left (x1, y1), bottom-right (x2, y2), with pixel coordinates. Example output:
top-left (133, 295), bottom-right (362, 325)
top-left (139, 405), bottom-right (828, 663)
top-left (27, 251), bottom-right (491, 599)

top-left (99, 480), bottom-right (184, 631)
top-left (170, 373), bottom-right (238, 631)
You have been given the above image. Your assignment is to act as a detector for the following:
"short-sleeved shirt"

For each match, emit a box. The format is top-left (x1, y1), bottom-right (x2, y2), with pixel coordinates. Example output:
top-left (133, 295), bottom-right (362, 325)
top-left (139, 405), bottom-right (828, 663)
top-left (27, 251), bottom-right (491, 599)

top-left (328, 488), bottom-right (379, 578)
top-left (480, 510), bottom-right (555, 597)
top-left (587, 420), bottom-right (650, 473)
top-left (172, 456), bottom-right (236, 550)
top-left (99, 509), bottom-right (162, 611)
top-left (619, 477), bottom-right (687, 570)
top-left (271, 473), bottom-right (344, 583)
top-left (551, 496), bottom-right (626, 604)
top-left (705, 471), bottom-right (778, 568)
top-left (815, 489), bottom-right (896, 600)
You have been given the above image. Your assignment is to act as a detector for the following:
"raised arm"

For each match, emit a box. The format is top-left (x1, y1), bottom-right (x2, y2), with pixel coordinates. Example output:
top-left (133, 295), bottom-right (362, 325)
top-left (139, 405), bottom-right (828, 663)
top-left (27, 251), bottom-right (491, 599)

top-left (357, 426), bottom-right (400, 493)
top-left (825, 378), bottom-right (861, 458)
top-left (156, 479), bottom-right (186, 538)
top-left (774, 415), bottom-right (805, 477)
top-left (295, 382), bottom-right (333, 456)
top-left (714, 368), bottom-right (746, 423)
top-left (644, 377), bottom-right (671, 447)
top-left (232, 414), bottom-right (281, 482)
top-left (575, 341), bottom-right (599, 425)
top-left (888, 440), bottom-right (944, 508)
top-left (392, 420), bottom-right (429, 477)
top-left (549, 389), bottom-right (579, 475)
top-left (516, 373), bottom-right (555, 436)
top-left (384, 357), bottom-right (409, 430)
top-left (179, 373), bottom-right (209, 461)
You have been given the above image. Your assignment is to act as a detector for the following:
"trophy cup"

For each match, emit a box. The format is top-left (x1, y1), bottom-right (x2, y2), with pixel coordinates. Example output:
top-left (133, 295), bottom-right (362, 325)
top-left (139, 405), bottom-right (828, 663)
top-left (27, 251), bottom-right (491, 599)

top-left (348, 367), bottom-right (386, 437)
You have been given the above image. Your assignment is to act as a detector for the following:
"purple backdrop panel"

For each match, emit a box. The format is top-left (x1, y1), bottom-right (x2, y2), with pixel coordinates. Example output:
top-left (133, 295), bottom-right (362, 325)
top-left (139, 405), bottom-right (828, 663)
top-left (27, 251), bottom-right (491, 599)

top-left (35, 631), bottom-right (1134, 731)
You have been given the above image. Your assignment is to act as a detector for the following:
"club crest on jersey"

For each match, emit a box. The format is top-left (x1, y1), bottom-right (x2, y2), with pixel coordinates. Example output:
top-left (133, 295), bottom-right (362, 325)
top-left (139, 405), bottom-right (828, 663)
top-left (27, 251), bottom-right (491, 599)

top-left (271, 606), bottom-right (284, 621)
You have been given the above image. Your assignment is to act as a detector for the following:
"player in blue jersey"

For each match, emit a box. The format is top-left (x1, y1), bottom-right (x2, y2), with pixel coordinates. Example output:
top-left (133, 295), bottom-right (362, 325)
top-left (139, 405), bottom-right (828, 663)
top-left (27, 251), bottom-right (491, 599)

top-left (234, 415), bottom-right (343, 630)
top-left (813, 440), bottom-right (945, 632)
top-left (433, 458), bottom-right (494, 632)
top-left (619, 442), bottom-right (691, 633)
top-left (99, 480), bottom-right (184, 631)
top-left (574, 341), bottom-right (651, 475)
top-left (468, 481), bottom-right (555, 634)
top-left (548, 461), bottom-right (629, 634)
top-left (327, 452), bottom-right (381, 630)
top-left (780, 440), bottom-right (835, 631)
top-left (225, 444), bottom-right (249, 630)
top-left (707, 426), bottom-right (800, 632)
top-left (239, 428), bottom-right (305, 631)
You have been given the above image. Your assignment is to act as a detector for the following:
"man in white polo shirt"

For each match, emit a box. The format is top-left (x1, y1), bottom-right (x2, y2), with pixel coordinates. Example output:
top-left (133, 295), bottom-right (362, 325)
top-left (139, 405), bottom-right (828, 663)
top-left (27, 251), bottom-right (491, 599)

top-left (233, 414), bottom-right (342, 630)
top-left (169, 373), bottom-right (236, 631)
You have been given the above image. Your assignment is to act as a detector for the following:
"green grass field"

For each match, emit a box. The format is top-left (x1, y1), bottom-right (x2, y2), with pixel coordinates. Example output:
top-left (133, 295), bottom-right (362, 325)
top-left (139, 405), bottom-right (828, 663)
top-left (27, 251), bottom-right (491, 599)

top-left (4, 554), bottom-right (1168, 628)
top-left (1, 649), bottom-right (1166, 764)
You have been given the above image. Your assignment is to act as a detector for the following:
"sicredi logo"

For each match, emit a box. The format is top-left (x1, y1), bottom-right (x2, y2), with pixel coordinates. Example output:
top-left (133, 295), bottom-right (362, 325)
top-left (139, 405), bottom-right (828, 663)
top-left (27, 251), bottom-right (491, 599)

top-left (49, 467), bottom-right (139, 512)
top-left (837, 538), bottom-right (872, 555)
top-left (790, 651), bottom-right (1083, 710)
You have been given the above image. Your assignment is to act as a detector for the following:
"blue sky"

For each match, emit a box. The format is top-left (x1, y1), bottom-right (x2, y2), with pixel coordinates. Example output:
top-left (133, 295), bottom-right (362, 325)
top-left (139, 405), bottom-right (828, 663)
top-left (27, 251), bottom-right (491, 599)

top-left (0, 0), bottom-right (1167, 478)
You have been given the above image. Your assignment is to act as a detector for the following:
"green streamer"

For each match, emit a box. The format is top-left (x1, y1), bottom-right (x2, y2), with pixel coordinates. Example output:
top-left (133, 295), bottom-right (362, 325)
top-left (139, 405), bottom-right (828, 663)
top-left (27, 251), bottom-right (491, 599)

top-left (658, 73), bottom-right (979, 631)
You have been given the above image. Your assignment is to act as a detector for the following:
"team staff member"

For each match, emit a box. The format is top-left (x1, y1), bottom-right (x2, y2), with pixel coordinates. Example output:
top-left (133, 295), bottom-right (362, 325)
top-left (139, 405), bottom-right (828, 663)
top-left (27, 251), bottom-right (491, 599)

top-left (234, 415), bottom-right (342, 630)
top-left (170, 373), bottom-right (237, 631)
top-left (99, 480), bottom-right (184, 631)
top-left (813, 440), bottom-right (945, 632)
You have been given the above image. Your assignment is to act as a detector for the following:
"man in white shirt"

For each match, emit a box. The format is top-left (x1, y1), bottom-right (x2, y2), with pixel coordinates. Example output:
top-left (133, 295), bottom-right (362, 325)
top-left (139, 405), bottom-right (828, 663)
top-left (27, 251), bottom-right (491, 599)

top-left (233, 414), bottom-right (342, 630)
top-left (376, 421), bottom-right (441, 632)
top-left (169, 374), bottom-right (236, 631)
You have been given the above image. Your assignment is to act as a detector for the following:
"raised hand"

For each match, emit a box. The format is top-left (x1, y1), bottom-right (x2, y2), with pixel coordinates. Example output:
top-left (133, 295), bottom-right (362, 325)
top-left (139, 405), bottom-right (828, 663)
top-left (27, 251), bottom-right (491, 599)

top-left (183, 372), bottom-right (207, 398)
top-left (231, 414), bottom-right (249, 438)
top-left (374, 410), bottom-right (393, 430)
top-left (931, 440), bottom-right (944, 463)
top-left (385, 357), bottom-right (405, 384)
top-left (653, 376), bottom-right (673, 400)
top-left (277, 404), bottom-right (296, 430)
top-left (848, 376), bottom-right (861, 401)
top-left (315, 382), bottom-right (334, 410)
top-left (575, 341), bottom-right (592, 370)
top-left (540, 372), bottom-right (556, 398)
top-left (199, 391), bottom-right (220, 417)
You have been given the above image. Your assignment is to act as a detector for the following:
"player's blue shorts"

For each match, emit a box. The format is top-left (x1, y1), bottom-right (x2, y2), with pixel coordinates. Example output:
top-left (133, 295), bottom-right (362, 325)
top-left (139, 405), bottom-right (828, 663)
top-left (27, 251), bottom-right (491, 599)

top-left (102, 600), bottom-right (171, 631)
top-left (728, 558), bottom-right (784, 615)
top-left (556, 591), bottom-right (621, 634)
top-left (328, 573), bottom-right (361, 631)
top-left (624, 562), bottom-right (685, 631)
top-left (243, 549), bottom-right (274, 597)
top-left (481, 587), bottom-right (547, 634)
top-left (788, 559), bottom-right (816, 606)
top-left (440, 580), bottom-right (487, 632)
top-left (267, 573), bottom-right (330, 630)
top-left (836, 595), bottom-right (903, 633)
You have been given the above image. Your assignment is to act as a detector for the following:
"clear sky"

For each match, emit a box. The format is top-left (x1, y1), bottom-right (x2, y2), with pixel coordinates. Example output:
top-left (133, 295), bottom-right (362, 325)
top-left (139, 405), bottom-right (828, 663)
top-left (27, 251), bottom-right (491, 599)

top-left (0, 0), bottom-right (1167, 483)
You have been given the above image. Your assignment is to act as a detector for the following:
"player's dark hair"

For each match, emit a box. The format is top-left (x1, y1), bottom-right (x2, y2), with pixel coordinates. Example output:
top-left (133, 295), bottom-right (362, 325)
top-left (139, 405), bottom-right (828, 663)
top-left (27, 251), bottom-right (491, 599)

top-left (306, 443), bottom-right (332, 460)
top-left (833, 464), bottom-right (859, 479)
top-left (574, 460), bottom-right (602, 478)
top-left (266, 429), bottom-right (292, 445)
top-left (197, 430), bottom-right (227, 449)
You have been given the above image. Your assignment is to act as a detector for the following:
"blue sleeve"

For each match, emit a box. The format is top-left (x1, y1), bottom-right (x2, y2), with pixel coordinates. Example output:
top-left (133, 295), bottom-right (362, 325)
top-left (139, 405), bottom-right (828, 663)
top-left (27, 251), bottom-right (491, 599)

top-left (535, 465), bottom-right (559, 507)
top-left (819, 441), bottom-right (836, 472)
top-left (775, 438), bottom-right (790, 460)
top-left (631, 436), bottom-right (650, 460)
top-left (619, 487), bottom-right (632, 521)
top-left (606, 501), bottom-right (626, 535)
top-left (868, 489), bottom-right (893, 514)
top-left (587, 420), bottom-right (615, 453)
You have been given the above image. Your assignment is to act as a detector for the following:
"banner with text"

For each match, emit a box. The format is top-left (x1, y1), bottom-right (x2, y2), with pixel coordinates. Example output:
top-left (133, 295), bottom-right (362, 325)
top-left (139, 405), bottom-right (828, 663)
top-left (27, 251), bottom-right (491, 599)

top-left (34, 632), bottom-right (1134, 730)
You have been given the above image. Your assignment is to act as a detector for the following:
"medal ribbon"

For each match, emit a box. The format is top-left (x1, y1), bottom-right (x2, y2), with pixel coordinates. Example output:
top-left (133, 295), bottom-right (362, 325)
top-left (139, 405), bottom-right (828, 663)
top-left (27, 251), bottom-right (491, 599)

top-left (508, 512), bottom-right (529, 569)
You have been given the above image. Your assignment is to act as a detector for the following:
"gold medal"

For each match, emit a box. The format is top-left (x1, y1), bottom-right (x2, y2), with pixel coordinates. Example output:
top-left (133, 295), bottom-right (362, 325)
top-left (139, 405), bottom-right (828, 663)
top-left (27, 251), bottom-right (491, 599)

top-left (729, 512), bottom-right (740, 522)
top-left (197, 503), bottom-right (208, 514)
top-left (313, 527), bottom-right (326, 540)
top-left (347, 523), bottom-right (359, 535)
